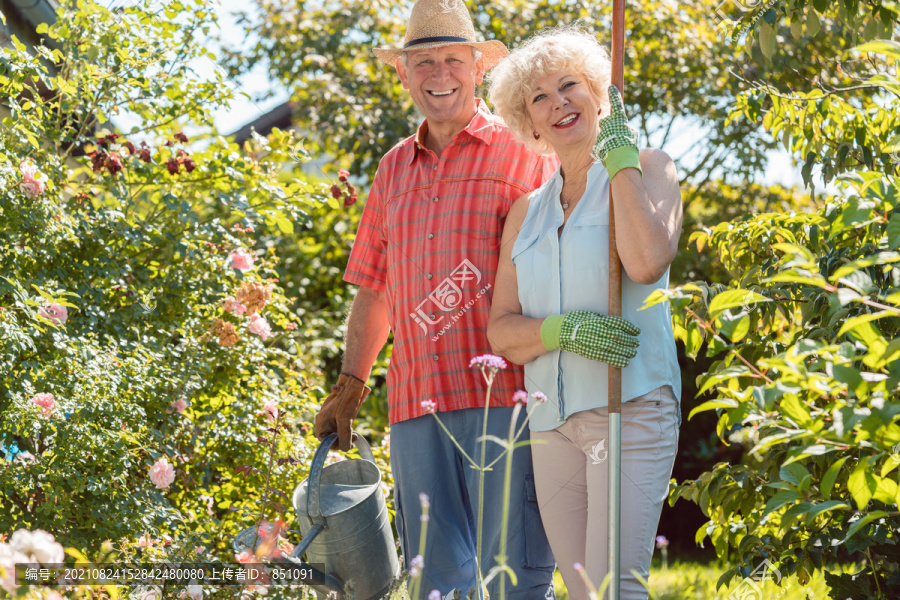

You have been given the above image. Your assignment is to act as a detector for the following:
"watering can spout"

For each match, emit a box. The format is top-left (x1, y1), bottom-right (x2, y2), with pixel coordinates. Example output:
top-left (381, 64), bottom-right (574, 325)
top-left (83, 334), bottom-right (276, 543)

top-left (232, 522), bottom-right (345, 598)
top-left (233, 432), bottom-right (399, 600)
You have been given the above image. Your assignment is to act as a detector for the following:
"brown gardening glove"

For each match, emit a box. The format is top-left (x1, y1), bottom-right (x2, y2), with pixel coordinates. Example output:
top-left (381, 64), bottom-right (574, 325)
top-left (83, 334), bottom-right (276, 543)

top-left (315, 373), bottom-right (371, 452)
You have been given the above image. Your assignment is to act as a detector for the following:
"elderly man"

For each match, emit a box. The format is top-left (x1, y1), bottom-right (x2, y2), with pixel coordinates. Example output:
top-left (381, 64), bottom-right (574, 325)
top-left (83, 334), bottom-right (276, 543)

top-left (315, 1), bottom-right (557, 598)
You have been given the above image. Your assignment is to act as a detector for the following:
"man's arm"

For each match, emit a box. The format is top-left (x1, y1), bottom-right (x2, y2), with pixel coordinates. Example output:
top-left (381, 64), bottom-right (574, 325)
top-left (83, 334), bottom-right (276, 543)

top-left (341, 285), bottom-right (392, 380)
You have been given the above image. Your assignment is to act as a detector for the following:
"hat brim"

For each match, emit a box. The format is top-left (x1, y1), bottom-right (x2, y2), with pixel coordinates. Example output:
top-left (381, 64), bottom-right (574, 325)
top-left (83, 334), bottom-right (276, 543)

top-left (374, 39), bottom-right (508, 70)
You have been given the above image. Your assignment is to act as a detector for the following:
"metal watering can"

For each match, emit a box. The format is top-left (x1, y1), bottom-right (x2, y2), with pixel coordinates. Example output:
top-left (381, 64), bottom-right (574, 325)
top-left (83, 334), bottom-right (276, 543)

top-left (233, 432), bottom-right (399, 600)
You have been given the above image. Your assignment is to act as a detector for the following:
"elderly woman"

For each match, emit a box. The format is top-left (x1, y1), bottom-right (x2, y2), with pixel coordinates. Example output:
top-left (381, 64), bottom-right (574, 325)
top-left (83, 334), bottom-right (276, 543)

top-left (486, 28), bottom-right (683, 600)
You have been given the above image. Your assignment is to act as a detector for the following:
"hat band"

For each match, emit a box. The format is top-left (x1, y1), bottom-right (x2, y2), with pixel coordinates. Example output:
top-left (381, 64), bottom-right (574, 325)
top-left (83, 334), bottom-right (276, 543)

top-left (403, 35), bottom-right (472, 49)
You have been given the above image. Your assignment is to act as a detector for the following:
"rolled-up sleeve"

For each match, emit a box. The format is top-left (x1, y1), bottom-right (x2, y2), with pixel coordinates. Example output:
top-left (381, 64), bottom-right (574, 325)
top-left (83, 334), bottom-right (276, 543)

top-left (344, 169), bottom-right (388, 292)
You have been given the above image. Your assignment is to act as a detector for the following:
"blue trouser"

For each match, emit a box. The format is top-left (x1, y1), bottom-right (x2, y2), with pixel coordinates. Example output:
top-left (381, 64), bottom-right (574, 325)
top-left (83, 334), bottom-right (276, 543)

top-left (390, 406), bottom-right (557, 600)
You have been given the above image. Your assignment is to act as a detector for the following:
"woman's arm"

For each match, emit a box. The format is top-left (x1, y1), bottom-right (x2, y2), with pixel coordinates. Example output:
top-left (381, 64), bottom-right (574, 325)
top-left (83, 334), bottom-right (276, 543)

top-left (487, 192), bottom-right (551, 365)
top-left (609, 148), bottom-right (683, 285)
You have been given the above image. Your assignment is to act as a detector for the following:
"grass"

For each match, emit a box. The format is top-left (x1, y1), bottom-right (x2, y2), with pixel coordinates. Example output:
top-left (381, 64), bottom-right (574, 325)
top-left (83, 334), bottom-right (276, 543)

top-left (385, 559), bottom-right (843, 599)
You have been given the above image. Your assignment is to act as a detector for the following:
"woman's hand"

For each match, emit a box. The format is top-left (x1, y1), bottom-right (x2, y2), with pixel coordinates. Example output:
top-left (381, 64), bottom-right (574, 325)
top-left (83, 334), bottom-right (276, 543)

top-left (592, 85), bottom-right (642, 181)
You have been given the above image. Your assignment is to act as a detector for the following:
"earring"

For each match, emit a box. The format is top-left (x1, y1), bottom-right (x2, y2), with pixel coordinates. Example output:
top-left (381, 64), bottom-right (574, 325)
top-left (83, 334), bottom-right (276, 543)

top-left (533, 132), bottom-right (540, 139)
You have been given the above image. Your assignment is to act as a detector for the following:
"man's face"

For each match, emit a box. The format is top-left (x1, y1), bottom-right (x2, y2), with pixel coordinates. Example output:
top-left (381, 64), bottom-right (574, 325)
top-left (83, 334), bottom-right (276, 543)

top-left (397, 45), bottom-right (485, 132)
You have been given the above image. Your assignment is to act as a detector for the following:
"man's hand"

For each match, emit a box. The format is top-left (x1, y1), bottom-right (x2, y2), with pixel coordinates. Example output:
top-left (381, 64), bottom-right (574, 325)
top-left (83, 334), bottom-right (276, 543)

top-left (591, 85), bottom-right (641, 181)
top-left (540, 310), bottom-right (640, 368)
top-left (315, 373), bottom-right (371, 451)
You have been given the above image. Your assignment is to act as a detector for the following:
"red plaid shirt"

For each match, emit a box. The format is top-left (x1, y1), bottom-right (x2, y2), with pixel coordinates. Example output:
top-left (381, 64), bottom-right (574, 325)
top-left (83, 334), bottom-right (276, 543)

top-left (345, 99), bottom-right (557, 424)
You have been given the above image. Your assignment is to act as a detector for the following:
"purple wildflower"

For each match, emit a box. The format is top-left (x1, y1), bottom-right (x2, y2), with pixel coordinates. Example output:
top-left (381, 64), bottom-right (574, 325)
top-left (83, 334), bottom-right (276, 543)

top-left (469, 354), bottom-right (507, 371)
top-left (532, 391), bottom-right (548, 403)
top-left (421, 399), bottom-right (437, 414)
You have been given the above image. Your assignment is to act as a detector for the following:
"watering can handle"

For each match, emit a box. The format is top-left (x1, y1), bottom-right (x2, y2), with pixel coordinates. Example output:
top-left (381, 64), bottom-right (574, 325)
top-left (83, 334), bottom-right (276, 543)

top-left (307, 431), bottom-right (376, 524)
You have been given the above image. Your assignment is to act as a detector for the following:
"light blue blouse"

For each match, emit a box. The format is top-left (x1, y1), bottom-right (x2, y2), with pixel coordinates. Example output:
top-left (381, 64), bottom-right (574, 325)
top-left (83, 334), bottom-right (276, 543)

top-left (511, 161), bottom-right (682, 432)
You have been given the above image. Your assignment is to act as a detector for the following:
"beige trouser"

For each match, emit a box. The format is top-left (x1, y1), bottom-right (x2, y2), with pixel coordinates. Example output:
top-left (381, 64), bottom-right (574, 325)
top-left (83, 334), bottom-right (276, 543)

top-left (530, 385), bottom-right (680, 600)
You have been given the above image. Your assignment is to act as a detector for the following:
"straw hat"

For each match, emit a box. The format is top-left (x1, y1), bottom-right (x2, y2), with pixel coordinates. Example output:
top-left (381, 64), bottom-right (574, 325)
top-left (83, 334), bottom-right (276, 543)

top-left (373, 0), bottom-right (508, 70)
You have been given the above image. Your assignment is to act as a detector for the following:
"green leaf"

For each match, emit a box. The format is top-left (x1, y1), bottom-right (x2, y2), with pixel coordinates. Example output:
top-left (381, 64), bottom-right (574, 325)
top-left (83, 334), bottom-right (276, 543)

top-left (873, 476), bottom-right (898, 504)
top-left (759, 22), bottom-right (776, 59)
top-left (688, 399), bottom-right (739, 420)
top-left (781, 462), bottom-right (812, 489)
top-left (805, 500), bottom-right (851, 525)
top-left (848, 461), bottom-right (877, 509)
top-left (822, 457), bottom-right (849, 497)
top-left (854, 39), bottom-right (900, 59)
top-left (708, 289), bottom-right (769, 320)
top-left (781, 395), bottom-right (813, 427)
top-left (837, 311), bottom-right (894, 337)
top-left (843, 511), bottom-right (889, 542)
top-left (763, 490), bottom-right (800, 516)
top-left (807, 10), bottom-right (822, 36)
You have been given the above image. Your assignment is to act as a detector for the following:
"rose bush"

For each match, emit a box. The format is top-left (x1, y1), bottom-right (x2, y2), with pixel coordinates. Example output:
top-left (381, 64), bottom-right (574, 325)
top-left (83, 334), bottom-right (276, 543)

top-left (0, 2), bottom-right (394, 586)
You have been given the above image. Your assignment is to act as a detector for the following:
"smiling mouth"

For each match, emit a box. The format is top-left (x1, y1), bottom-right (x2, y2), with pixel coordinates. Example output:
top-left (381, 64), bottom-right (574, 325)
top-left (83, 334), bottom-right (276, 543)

top-left (555, 113), bottom-right (579, 127)
top-left (428, 89), bottom-right (457, 97)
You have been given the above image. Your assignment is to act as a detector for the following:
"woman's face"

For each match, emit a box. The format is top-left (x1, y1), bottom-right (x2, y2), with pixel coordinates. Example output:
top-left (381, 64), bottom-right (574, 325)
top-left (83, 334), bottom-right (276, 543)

top-left (525, 71), bottom-right (601, 153)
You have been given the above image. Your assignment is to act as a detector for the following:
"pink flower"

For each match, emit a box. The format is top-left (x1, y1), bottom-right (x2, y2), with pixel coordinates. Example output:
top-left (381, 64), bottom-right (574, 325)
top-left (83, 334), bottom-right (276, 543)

top-left (409, 555), bottom-right (424, 578)
top-left (170, 398), bottom-right (188, 414)
top-left (248, 314), bottom-right (272, 340)
top-left (18, 161), bottom-right (45, 199)
top-left (198, 494), bottom-right (215, 516)
top-left (429, 592), bottom-right (441, 600)
top-left (512, 390), bottom-right (528, 404)
top-left (137, 534), bottom-right (153, 547)
top-left (338, 169), bottom-right (350, 181)
top-left (285, 323), bottom-right (298, 330)
top-left (37, 302), bottom-right (68, 325)
top-left (656, 535), bottom-right (669, 549)
top-left (469, 354), bottom-right (507, 372)
top-left (223, 297), bottom-right (247, 316)
top-left (185, 584), bottom-right (203, 600)
top-left (262, 399), bottom-right (279, 422)
top-left (421, 399), bottom-right (437, 414)
top-left (9, 529), bottom-right (65, 563)
top-left (235, 550), bottom-right (254, 563)
top-left (532, 391), bottom-right (548, 403)
top-left (30, 393), bottom-right (57, 417)
top-left (149, 457), bottom-right (176, 490)
top-left (228, 248), bottom-right (255, 272)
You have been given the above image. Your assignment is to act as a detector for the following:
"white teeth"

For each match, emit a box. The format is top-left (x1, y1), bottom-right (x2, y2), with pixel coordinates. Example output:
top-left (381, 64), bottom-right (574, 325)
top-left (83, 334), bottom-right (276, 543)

top-left (431, 90), bottom-right (454, 96)
top-left (556, 114), bottom-right (577, 126)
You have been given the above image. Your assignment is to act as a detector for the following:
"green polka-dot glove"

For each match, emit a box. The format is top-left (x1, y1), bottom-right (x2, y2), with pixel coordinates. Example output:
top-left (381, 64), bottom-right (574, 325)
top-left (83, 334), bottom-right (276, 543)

top-left (540, 310), bottom-right (641, 368)
top-left (591, 84), bottom-right (642, 181)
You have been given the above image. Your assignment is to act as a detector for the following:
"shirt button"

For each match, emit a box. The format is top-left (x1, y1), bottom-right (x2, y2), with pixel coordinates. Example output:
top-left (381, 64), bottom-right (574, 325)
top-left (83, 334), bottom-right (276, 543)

top-left (432, 196), bottom-right (439, 202)
top-left (426, 273), bottom-right (433, 280)
top-left (433, 355), bottom-right (439, 361)
top-left (432, 165), bottom-right (438, 171)
top-left (429, 313), bottom-right (436, 320)
top-left (427, 233), bottom-right (434, 239)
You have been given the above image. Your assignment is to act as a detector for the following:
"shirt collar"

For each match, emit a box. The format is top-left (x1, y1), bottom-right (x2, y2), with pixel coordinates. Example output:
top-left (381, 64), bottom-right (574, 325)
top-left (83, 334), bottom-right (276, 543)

top-left (409, 99), bottom-right (495, 165)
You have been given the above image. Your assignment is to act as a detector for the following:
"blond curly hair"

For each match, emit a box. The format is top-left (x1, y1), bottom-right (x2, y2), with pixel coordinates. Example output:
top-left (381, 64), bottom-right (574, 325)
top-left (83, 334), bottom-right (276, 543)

top-left (488, 26), bottom-right (612, 155)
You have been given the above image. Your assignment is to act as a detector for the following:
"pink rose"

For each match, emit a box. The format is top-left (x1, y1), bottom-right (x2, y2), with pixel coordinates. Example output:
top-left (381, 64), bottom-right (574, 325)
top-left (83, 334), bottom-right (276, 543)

top-left (223, 297), bottom-right (247, 316)
top-left (18, 161), bottom-right (45, 199)
top-left (262, 399), bottom-right (278, 422)
top-left (37, 302), bottom-right (68, 325)
top-left (185, 584), bottom-right (203, 600)
top-left (248, 314), bottom-right (272, 340)
top-left (31, 393), bottom-right (57, 417)
top-left (170, 398), bottom-right (188, 414)
top-left (9, 529), bottom-right (64, 563)
top-left (228, 248), bottom-right (255, 272)
top-left (149, 457), bottom-right (175, 490)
